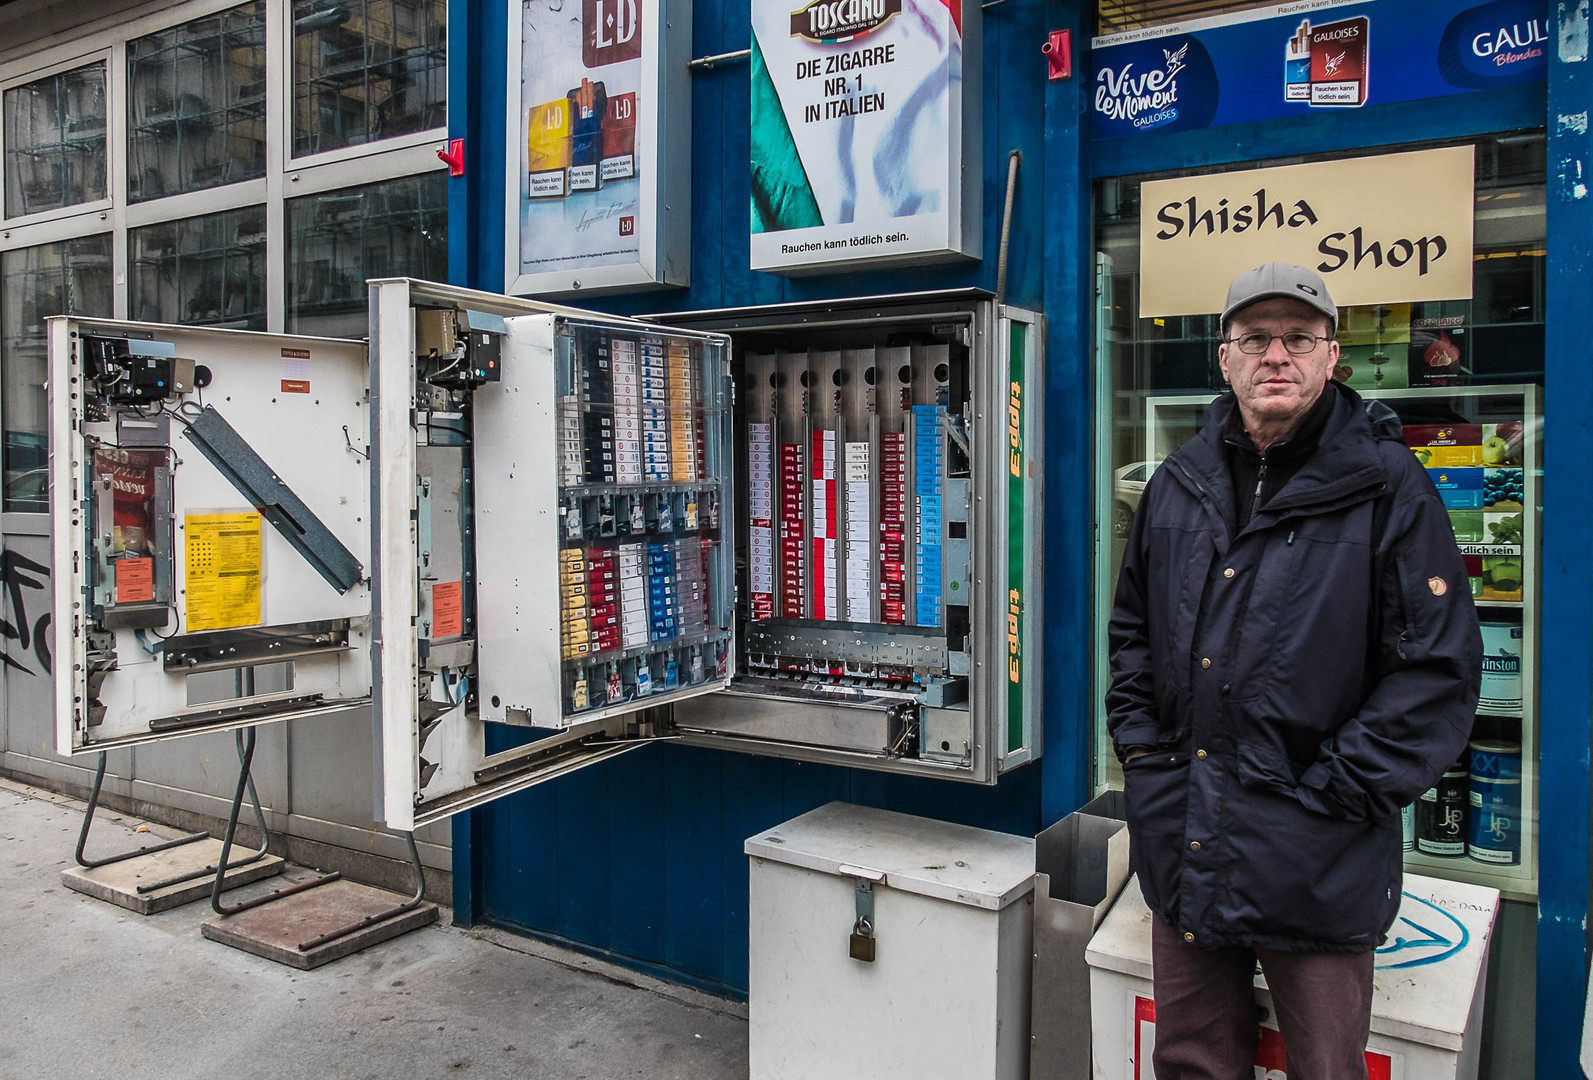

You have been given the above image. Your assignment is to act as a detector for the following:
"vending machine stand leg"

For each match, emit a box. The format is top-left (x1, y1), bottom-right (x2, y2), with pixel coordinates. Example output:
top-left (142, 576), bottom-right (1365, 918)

top-left (201, 728), bottom-right (438, 968)
top-left (211, 726), bottom-right (340, 917)
top-left (74, 751), bottom-right (209, 869)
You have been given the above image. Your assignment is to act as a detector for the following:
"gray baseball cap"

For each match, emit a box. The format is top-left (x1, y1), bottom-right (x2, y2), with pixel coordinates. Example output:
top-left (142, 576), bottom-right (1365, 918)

top-left (1221, 261), bottom-right (1338, 333)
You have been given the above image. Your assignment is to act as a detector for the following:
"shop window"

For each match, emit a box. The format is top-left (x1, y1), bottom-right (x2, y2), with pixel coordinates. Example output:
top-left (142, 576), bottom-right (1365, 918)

top-left (1097, 0), bottom-right (1273, 35)
top-left (3, 62), bottom-right (108, 218)
top-left (130, 206), bottom-right (267, 330)
top-left (292, 0), bottom-right (447, 157)
top-left (1093, 133), bottom-right (1546, 898)
top-left (1, 234), bottom-right (113, 511)
top-left (285, 171), bottom-right (445, 337)
top-left (126, 1), bottom-right (267, 203)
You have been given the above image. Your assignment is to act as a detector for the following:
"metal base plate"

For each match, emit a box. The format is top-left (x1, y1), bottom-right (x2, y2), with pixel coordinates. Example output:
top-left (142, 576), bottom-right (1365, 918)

top-left (61, 839), bottom-right (285, 915)
top-left (200, 879), bottom-right (438, 969)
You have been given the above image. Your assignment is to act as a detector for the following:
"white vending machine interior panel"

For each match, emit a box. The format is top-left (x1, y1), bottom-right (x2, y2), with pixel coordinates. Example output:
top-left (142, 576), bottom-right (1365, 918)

top-left (50, 318), bottom-right (373, 754)
top-left (369, 280), bottom-right (734, 829)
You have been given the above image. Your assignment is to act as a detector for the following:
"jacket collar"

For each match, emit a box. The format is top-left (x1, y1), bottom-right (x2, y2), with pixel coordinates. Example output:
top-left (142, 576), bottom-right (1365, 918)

top-left (1167, 381), bottom-right (1392, 535)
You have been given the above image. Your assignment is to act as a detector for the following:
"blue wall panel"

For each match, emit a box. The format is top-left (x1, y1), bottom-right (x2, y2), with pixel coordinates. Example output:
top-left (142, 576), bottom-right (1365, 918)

top-left (605, 749), bottom-right (668, 964)
top-left (450, 0), bottom-right (1061, 998)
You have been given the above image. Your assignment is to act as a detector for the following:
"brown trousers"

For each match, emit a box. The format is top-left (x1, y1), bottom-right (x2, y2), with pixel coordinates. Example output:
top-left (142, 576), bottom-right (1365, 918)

top-left (1150, 915), bottom-right (1375, 1080)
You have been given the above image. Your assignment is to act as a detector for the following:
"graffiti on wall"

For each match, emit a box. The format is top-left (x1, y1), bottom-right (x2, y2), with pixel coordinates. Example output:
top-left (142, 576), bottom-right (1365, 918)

top-left (0, 549), bottom-right (51, 675)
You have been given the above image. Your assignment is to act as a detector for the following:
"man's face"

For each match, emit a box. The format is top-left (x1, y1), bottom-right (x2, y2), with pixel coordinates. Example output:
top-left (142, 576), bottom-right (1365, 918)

top-left (1218, 298), bottom-right (1340, 433)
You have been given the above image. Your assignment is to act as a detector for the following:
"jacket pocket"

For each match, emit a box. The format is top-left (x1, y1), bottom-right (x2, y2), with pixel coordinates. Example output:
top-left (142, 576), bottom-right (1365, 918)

top-left (1123, 749), bottom-right (1191, 921)
top-left (1221, 786), bottom-right (1399, 947)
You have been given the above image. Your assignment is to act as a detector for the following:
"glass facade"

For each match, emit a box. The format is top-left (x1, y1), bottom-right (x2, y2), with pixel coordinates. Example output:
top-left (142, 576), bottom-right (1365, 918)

top-left (1093, 132), bottom-right (1548, 898)
top-left (0, 0), bottom-right (448, 516)
top-left (126, 1), bottom-right (268, 202)
top-left (286, 172), bottom-right (446, 337)
top-left (3, 63), bottom-right (108, 218)
top-left (293, 0), bottom-right (447, 157)
top-left (1, 235), bottom-right (113, 511)
top-left (130, 206), bottom-right (267, 330)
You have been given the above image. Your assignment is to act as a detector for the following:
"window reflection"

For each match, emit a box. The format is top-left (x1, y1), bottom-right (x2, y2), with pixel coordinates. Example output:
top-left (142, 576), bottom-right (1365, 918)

top-left (130, 206), bottom-right (267, 330)
top-left (293, 0), bottom-right (447, 157)
top-left (1, 235), bottom-right (113, 511)
top-left (286, 172), bottom-right (446, 337)
top-left (127, 1), bottom-right (267, 202)
top-left (4, 63), bottom-right (108, 218)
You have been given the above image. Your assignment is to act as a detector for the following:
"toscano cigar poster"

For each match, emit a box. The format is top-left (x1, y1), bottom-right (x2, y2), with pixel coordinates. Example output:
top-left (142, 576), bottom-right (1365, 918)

top-left (750, 0), bottom-right (978, 273)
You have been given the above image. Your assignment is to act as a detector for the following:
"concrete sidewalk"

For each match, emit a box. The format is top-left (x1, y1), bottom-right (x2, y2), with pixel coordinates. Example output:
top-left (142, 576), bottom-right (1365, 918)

top-left (0, 777), bottom-right (749, 1080)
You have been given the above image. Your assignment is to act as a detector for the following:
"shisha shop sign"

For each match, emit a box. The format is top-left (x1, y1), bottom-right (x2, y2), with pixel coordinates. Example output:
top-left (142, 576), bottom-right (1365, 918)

top-left (1137, 146), bottom-right (1475, 319)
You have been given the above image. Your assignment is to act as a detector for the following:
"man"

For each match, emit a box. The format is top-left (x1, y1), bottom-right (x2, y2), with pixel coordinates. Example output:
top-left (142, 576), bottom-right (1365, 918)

top-left (1107, 262), bottom-right (1481, 1080)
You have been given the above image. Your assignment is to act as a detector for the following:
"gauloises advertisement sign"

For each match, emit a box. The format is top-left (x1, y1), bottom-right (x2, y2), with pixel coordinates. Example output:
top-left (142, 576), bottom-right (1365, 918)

top-left (1092, 0), bottom-right (1547, 140)
top-left (1138, 146), bottom-right (1475, 317)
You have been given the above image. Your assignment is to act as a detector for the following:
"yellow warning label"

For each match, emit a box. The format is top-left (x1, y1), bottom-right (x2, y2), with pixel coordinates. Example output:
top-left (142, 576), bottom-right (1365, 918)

top-left (184, 512), bottom-right (263, 632)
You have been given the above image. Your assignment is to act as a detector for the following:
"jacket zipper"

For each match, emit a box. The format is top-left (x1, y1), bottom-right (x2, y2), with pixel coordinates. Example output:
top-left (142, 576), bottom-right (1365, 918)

top-left (1249, 459), bottom-right (1269, 528)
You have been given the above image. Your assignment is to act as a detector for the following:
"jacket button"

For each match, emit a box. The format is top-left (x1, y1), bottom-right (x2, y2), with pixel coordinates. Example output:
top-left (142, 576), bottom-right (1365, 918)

top-left (1197, 749), bottom-right (1207, 759)
top-left (1183, 932), bottom-right (1195, 943)
top-left (1189, 841), bottom-right (1201, 851)
top-left (1223, 567), bottom-right (1235, 578)
top-left (1200, 657), bottom-right (1211, 669)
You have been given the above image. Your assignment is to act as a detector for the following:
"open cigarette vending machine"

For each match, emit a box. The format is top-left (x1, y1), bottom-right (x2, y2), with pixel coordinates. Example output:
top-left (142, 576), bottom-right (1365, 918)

top-left (373, 282), bottom-right (1044, 829)
top-left (47, 286), bottom-right (1044, 837)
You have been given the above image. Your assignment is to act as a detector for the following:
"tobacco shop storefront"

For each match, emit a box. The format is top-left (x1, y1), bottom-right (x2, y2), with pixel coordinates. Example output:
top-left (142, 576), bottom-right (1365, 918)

top-left (1083, 2), bottom-right (1583, 1074)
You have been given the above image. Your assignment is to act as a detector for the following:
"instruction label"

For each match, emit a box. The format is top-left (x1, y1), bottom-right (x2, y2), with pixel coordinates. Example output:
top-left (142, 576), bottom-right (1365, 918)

top-left (431, 580), bottom-right (463, 638)
top-left (116, 556), bottom-right (154, 604)
top-left (184, 512), bottom-right (264, 631)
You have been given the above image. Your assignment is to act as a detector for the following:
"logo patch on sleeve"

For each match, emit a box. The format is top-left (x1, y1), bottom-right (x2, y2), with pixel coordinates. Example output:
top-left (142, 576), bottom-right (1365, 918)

top-left (1428, 576), bottom-right (1449, 596)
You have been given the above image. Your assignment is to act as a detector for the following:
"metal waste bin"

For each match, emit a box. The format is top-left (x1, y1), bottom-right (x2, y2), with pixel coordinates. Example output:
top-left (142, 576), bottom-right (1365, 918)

top-left (746, 802), bottom-right (1037, 1080)
top-left (1030, 792), bottom-right (1130, 1080)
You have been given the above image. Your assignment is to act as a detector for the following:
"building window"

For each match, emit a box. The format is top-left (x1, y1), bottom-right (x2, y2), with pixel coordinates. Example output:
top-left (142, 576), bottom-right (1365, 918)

top-left (126, 1), bottom-right (268, 203)
top-left (130, 206), bottom-right (267, 330)
top-left (1, 235), bottom-right (113, 511)
top-left (286, 172), bottom-right (446, 336)
top-left (3, 62), bottom-right (108, 219)
top-left (1093, 132), bottom-right (1547, 897)
top-left (293, 0), bottom-right (447, 157)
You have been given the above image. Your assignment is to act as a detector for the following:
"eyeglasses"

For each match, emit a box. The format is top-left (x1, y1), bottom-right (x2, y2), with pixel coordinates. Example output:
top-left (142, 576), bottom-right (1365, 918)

top-left (1225, 332), bottom-right (1332, 355)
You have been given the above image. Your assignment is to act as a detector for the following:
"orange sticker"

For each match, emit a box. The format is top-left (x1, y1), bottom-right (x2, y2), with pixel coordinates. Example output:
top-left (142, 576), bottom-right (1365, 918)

top-left (116, 557), bottom-right (155, 604)
top-left (432, 581), bottom-right (463, 638)
top-left (281, 379), bottom-right (311, 394)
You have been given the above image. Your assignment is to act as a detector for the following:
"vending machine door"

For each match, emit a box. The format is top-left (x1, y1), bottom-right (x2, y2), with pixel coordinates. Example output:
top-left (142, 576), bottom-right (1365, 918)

top-left (49, 318), bottom-right (373, 754)
top-left (369, 280), bottom-right (735, 829)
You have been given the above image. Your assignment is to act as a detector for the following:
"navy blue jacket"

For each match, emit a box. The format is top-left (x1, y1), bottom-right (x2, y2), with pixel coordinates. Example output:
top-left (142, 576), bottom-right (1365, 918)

top-left (1107, 382), bottom-right (1482, 952)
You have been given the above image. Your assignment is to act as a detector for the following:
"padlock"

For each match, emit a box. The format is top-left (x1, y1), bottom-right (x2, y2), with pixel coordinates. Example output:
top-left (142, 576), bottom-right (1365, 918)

top-left (849, 916), bottom-right (876, 963)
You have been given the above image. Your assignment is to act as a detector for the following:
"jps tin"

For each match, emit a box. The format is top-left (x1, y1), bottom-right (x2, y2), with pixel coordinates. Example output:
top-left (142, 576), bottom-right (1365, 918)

top-left (1468, 739), bottom-right (1522, 865)
top-left (1417, 759), bottom-right (1468, 857)
top-left (1401, 802), bottom-right (1415, 852)
top-left (1478, 622), bottom-right (1524, 712)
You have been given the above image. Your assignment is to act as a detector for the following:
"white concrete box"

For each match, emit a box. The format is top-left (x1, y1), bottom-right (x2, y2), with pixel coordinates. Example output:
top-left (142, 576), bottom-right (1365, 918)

top-left (746, 802), bottom-right (1037, 1080)
top-left (1085, 873), bottom-right (1500, 1080)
